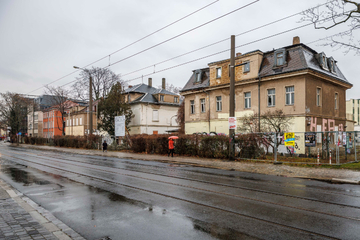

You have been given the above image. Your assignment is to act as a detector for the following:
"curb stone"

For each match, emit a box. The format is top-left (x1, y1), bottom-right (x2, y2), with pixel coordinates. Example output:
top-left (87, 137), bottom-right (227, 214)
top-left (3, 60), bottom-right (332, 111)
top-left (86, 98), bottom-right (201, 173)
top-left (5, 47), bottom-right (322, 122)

top-left (0, 179), bottom-right (86, 240)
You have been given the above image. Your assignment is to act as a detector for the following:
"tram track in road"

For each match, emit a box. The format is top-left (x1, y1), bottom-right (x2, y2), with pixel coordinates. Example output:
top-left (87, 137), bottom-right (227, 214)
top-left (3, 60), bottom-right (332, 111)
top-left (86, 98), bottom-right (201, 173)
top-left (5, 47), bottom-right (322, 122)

top-left (11, 149), bottom-right (360, 209)
top-left (28, 148), bottom-right (360, 198)
top-left (0, 152), bottom-right (343, 240)
top-left (2, 150), bottom-right (360, 222)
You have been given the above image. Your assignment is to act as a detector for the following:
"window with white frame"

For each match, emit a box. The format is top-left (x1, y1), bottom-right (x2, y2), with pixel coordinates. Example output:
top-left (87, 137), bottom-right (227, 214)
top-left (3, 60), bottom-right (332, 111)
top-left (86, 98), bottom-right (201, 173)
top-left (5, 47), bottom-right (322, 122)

top-left (335, 93), bottom-right (338, 109)
top-left (216, 96), bottom-right (222, 112)
top-left (80, 118), bottom-right (82, 125)
top-left (244, 92), bottom-right (251, 109)
top-left (67, 120), bottom-right (69, 126)
top-left (216, 67), bottom-right (222, 78)
top-left (152, 110), bottom-right (159, 121)
top-left (243, 62), bottom-right (250, 73)
top-left (316, 88), bottom-right (321, 106)
top-left (267, 89), bottom-right (275, 107)
top-left (174, 97), bottom-right (178, 103)
top-left (76, 118), bottom-right (78, 126)
top-left (200, 98), bottom-right (205, 113)
top-left (286, 86), bottom-right (294, 105)
top-left (160, 95), bottom-right (164, 102)
top-left (73, 119), bottom-right (75, 126)
top-left (190, 100), bottom-right (195, 114)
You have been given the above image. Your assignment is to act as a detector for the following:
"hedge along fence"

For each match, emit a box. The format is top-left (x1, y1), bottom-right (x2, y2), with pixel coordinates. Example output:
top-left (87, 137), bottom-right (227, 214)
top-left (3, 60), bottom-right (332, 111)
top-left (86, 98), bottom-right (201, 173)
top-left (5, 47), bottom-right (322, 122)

top-left (129, 134), bottom-right (230, 159)
top-left (24, 135), bottom-right (101, 149)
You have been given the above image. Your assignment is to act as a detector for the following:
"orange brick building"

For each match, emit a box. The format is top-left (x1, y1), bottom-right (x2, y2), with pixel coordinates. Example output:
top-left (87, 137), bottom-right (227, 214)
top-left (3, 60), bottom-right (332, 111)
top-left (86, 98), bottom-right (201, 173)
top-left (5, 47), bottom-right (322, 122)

top-left (43, 100), bottom-right (87, 138)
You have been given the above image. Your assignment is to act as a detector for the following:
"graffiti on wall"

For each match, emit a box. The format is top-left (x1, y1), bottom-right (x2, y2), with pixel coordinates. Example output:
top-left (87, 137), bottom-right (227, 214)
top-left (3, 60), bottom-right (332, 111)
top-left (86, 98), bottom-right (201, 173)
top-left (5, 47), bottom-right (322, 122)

top-left (309, 117), bottom-right (344, 132)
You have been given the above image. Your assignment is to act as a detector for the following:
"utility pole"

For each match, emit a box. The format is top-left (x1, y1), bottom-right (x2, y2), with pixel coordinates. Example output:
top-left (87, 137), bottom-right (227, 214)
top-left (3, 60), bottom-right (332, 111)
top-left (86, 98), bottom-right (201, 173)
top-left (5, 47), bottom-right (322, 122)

top-left (229, 35), bottom-right (248, 160)
top-left (229, 35), bottom-right (235, 160)
top-left (73, 66), bottom-right (93, 135)
top-left (89, 75), bottom-right (93, 135)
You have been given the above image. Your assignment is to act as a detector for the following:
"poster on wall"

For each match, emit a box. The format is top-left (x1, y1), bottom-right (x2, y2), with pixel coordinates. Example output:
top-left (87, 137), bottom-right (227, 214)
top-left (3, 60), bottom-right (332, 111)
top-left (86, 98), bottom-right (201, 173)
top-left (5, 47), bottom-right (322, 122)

top-left (305, 132), bottom-right (316, 147)
top-left (284, 132), bottom-right (295, 146)
top-left (294, 132), bottom-right (305, 154)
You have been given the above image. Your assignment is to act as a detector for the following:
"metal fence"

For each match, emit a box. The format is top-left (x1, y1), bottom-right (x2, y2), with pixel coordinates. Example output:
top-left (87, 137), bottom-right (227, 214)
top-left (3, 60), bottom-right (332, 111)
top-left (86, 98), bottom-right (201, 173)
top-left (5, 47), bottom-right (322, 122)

top-left (235, 131), bottom-right (360, 165)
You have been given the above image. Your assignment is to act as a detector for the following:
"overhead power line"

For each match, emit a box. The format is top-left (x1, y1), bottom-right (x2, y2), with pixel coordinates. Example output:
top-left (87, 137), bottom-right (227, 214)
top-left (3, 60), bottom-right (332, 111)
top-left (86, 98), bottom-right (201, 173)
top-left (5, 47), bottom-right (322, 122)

top-left (59, 6), bottom-right (348, 88)
top-left (105, 0), bottom-right (259, 68)
top-left (25, 0), bottom-right (220, 94)
top-left (121, 23), bottom-right (345, 83)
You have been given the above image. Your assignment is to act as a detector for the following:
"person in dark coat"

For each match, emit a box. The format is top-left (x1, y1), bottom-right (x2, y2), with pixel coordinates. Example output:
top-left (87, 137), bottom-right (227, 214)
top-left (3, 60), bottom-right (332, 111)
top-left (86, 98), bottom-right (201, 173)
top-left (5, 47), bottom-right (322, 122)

top-left (102, 140), bottom-right (108, 152)
top-left (168, 138), bottom-right (174, 157)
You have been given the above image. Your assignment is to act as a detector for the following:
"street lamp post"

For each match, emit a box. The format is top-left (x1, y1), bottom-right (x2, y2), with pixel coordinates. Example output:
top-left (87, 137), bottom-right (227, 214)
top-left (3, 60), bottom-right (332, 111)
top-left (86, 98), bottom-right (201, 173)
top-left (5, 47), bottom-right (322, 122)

top-left (73, 66), bottom-right (93, 135)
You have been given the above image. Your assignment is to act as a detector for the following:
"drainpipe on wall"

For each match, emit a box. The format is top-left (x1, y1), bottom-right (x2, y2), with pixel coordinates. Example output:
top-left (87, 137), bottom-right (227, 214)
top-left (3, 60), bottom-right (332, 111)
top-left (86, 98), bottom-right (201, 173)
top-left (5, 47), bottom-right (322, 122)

top-left (202, 90), bottom-right (210, 133)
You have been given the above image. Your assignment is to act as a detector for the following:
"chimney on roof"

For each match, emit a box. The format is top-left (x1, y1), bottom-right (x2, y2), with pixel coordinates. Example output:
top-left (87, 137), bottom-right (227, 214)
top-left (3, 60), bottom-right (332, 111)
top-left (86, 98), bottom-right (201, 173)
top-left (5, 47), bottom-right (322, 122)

top-left (148, 78), bottom-right (152, 87)
top-left (236, 53), bottom-right (242, 57)
top-left (162, 78), bottom-right (166, 90)
top-left (293, 36), bottom-right (300, 45)
top-left (128, 85), bottom-right (133, 88)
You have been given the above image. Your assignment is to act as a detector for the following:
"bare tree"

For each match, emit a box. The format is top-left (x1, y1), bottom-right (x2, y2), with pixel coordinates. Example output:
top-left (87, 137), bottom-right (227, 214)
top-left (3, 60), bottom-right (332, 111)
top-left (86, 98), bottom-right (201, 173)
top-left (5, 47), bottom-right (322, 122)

top-left (301, 0), bottom-right (360, 55)
top-left (0, 92), bottom-right (31, 139)
top-left (238, 109), bottom-right (293, 152)
top-left (44, 86), bottom-right (72, 136)
top-left (72, 67), bottom-right (123, 100)
top-left (157, 83), bottom-right (182, 94)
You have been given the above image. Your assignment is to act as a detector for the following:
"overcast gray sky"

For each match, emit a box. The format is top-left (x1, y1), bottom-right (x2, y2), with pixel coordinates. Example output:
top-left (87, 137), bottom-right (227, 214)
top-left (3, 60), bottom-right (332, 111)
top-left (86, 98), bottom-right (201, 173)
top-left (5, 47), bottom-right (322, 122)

top-left (0, 0), bottom-right (358, 99)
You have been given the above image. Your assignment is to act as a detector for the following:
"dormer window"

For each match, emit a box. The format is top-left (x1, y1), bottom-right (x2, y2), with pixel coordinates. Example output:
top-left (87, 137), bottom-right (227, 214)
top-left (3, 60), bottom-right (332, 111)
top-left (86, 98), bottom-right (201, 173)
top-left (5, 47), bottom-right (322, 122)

top-left (174, 96), bottom-right (178, 103)
top-left (319, 52), bottom-right (328, 70)
top-left (327, 57), bottom-right (336, 74)
top-left (195, 72), bottom-right (201, 83)
top-left (160, 95), bottom-right (164, 102)
top-left (273, 48), bottom-right (286, 67)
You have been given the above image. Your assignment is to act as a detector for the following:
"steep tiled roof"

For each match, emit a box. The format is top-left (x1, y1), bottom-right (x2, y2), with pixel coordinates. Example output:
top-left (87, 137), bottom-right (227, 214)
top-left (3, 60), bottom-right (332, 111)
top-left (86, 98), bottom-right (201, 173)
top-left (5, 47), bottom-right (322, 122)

top-left (181, 44), bottom-right (351, 92)
top-left (259, 44), bottom-right (350, 84)
top-left (181, 68), bottom-right (210, 92)
top-left (125, 83), bottom-right (180, 105)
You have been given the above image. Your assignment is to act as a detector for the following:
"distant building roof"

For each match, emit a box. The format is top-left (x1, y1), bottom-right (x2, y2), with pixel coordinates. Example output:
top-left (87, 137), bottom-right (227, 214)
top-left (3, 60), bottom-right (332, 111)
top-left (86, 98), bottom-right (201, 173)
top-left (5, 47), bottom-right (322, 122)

top-left (125, 83), bottom-right (180, 105)
top-left (180, 68), bottom-right (210, 92)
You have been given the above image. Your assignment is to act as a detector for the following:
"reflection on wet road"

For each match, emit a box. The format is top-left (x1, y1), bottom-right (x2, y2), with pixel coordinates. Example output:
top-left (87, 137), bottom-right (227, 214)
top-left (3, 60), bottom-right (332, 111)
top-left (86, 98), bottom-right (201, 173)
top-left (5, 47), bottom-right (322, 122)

top-left (0, 145), bottom-right (360, 240)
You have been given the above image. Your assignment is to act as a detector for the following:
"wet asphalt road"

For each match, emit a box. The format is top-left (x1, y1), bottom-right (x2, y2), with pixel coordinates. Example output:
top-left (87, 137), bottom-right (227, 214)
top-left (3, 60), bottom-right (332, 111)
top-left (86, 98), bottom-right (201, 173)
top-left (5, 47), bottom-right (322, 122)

top-left (0, 144), bottom-right (360, 240)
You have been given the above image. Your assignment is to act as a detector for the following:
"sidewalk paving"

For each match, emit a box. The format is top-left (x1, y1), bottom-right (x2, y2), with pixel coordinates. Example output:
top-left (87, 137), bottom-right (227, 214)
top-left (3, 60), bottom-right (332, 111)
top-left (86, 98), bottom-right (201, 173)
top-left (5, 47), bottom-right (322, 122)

top-left (17, 144), bottom-right (360, 185)
top-left (0, 179), bottom-right (85, 240)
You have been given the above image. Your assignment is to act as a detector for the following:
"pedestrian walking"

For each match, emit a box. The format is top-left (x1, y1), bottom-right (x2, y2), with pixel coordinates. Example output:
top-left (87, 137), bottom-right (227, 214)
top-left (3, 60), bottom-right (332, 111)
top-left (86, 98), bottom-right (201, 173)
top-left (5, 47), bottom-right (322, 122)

top-left (168, 138), bottom-right (174, 157)
top-left (102, 140), bottom-right (108, 152)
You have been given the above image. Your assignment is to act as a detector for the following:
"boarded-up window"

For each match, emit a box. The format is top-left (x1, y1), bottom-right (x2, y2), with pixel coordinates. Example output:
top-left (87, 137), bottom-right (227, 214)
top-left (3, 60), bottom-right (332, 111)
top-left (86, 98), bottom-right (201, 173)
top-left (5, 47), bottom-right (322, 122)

top-left (152, 110), bottom-right (159, 122)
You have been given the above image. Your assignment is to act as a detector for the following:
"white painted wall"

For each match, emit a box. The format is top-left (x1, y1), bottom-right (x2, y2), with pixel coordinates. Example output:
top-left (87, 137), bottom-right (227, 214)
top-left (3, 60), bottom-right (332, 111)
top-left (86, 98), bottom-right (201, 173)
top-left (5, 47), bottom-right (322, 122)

top-left (128, 103), bottom-right (179, 134)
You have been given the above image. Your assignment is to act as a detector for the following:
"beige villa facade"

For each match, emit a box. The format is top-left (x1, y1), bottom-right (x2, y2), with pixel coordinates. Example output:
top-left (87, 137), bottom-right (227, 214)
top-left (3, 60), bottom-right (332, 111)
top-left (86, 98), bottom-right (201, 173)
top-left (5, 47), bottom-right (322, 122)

top-left (125, 78), bottom-right (180, 135)
top-left (181, 37), bottom-right (352, 135)
top-left (65, 105), bottom-right (97, 136)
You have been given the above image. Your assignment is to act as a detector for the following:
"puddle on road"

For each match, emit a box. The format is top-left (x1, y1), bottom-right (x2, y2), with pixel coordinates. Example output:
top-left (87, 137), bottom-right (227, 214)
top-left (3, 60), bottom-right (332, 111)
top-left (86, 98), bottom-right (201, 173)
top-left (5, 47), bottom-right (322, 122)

top-left (1, 166), bottom-right (52, 186)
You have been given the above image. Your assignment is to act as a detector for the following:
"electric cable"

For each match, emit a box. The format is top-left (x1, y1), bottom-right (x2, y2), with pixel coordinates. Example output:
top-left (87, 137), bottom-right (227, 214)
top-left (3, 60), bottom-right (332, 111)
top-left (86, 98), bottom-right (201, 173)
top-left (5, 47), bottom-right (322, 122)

top-left (24, 0), bottom-right (220, 94)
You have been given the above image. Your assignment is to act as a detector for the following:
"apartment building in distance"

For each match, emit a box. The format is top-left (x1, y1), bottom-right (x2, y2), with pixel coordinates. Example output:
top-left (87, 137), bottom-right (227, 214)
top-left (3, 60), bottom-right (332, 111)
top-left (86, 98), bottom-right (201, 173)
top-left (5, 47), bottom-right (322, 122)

top-left (27, 95), bottom-right (59, 137)
top-left (64, 103), bottom-right (98, 136)
top-left (125, 78), bottom-right (180, 134)
top-left (43, 100), bottom-right (87, 138)
top-left (346, 99), bottom-right (360, 131)
top-left (181, 36), bottom-right (352, 135)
